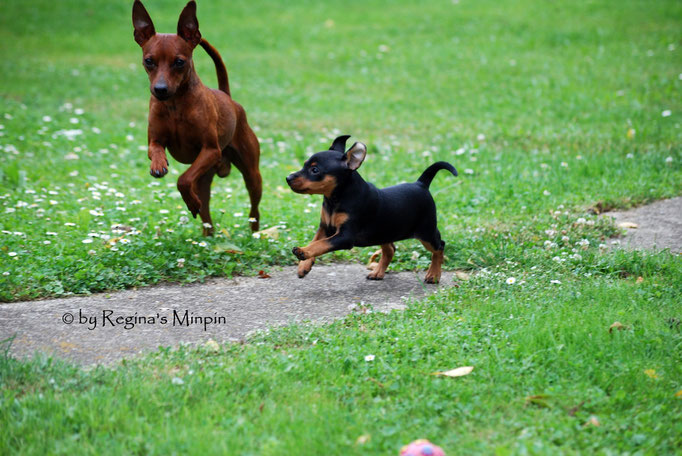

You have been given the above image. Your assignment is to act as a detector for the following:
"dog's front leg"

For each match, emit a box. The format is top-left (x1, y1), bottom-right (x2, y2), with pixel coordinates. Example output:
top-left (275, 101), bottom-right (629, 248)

top-left (297, 224), bottom-right (326, 278)
top-left (292, 230), bottom-right (354, 262)
top-left (148, 140), bottom-right (169, 178)
top-left (177, 146), bottom-right (222, 218)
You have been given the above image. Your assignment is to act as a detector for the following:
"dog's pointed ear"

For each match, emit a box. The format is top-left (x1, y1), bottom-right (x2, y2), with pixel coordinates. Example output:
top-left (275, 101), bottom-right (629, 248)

top-left (344, 142), bottom-right (367, 171)
top-left (329, 135), bottom-right (351, 153)
top-left (177, 0), bottom-right (202, 48)
top-left (132, 0), bottom-right (156, 46)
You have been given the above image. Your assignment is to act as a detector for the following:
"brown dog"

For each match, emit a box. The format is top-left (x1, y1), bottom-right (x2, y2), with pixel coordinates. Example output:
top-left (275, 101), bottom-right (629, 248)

top-left (132, 0), bottom-right (262, 235)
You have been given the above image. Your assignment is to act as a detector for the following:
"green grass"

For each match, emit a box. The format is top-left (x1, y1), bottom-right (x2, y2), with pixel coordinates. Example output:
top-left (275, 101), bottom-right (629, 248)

top-left (1, 0), bottom-right (681, 453)
top-left (0, 0), bottom-right (680, 301)
top-left (1, 256), bottom-right (681, 454)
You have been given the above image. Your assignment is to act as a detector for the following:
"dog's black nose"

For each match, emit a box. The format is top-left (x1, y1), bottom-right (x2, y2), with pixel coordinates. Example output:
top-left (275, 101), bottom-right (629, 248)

top-left (286, 174), bottom-right (295, 184)
top-left (153, 84), bottom-right (168, 96)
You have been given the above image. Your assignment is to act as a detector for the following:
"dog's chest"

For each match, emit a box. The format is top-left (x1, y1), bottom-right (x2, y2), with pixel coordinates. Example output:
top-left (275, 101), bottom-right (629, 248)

top-left (321, 209), bottom-right (349, 236)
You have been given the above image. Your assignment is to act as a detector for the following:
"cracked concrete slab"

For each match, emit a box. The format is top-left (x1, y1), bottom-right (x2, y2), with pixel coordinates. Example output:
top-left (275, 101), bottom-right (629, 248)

top-left (0, 264), bottom-right (455, 366)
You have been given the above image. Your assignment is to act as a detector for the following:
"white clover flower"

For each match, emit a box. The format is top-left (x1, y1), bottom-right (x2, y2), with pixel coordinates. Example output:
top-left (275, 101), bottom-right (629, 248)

top-left (665, 156), bottom-right (673, 164)
top-left (198, 241), bottom-right (207, 247)
top-left (8, 252), bottom-right (17, 257)
top-left (364, 355), bottom-right (375, 362)
top-left (82, 239), bottom-right (93, 244)
top-left (550, 280), bottom-right (562, 284)
top-left (506, 277), bottom-right (516, 285)
top-left (42, 116), bottom-right (52, 122)
top-left (661, 110), bottom-right (671, 117)
top-left (159, 209), bottom-right (169, 214)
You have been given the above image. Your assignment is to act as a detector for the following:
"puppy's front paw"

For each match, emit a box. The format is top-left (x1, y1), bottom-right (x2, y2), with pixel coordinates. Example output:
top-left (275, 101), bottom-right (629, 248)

top-left (292, 246), bottom-right (307, 261)
top-left (297, 258), bottom-right (315, 278)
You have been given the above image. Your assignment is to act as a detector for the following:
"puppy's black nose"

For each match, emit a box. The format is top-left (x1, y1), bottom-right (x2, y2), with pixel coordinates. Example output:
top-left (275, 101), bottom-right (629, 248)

top-left (286, 174), bottom-right (296, 184)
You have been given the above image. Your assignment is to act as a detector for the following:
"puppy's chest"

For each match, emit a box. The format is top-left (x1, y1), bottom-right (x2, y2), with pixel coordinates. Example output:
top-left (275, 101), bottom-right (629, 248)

top-left (321, 209), bottom-right (349, 234)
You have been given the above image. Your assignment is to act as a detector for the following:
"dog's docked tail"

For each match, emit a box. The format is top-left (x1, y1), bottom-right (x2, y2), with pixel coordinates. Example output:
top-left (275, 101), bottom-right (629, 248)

top-left (199, 38), bottom-right (230, 96)
top-left (417, 162), bottom-right (458, 188)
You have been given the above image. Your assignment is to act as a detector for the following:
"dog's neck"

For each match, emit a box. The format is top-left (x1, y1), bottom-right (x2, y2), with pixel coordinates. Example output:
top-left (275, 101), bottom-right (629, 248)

top-left (324, 172), bottom-right (371, 209)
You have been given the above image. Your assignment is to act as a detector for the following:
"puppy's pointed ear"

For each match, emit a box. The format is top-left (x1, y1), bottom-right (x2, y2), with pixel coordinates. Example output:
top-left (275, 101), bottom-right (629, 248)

top-left (344, 142), bottom-right (367, 171)
top-left (177, 0), bottom-right (202, 48)
top-left (329, 135), bottom-right (351, 153)
top-left (132, 0), bottom-right (156, 46)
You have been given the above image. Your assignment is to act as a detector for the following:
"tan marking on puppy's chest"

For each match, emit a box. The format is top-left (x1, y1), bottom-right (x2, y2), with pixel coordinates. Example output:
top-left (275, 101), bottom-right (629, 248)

top-left (331, 212), bottom-right (348, 228)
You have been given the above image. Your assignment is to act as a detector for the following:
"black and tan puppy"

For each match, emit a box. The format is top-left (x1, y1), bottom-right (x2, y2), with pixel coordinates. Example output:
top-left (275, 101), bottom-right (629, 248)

top-left (286, 135), bottom-right (457, 283)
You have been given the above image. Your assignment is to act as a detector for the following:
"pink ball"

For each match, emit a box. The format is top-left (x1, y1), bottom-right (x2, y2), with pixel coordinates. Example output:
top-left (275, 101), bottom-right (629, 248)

top-left (400, 439), bottom-right (446, 456)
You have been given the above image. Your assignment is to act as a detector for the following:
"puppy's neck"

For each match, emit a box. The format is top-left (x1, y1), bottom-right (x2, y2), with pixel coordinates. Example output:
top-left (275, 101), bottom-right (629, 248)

top-left (324, 172), bottom-right (370, 208)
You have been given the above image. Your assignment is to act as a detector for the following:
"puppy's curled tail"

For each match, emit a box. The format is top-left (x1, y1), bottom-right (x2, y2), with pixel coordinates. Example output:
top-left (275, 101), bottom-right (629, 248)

top-left (417, 161), bottom-right (458, 188)
top-left (199, 38), bottom-right (230, 96)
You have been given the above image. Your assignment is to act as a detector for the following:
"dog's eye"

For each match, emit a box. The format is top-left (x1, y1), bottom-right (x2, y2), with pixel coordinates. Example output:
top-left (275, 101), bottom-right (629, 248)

top-left (143, 57), bottom-right (154, 67)
top-left (173, 58), bottom-right (186, 68)
top-left (310, 166), bottom-right (319, 175)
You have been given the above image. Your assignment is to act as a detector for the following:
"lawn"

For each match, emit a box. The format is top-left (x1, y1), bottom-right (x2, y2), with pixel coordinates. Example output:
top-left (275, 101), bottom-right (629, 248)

top-left (1, 0), bottom-right (681, 454)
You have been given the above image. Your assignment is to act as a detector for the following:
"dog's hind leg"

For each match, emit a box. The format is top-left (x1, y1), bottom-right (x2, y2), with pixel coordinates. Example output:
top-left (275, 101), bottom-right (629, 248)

top-left (367, 243), bottom-right (395, 280)
top-left (226, 104), bottom-right (262, 231)
top-left (217, 150), bottom-right (231, 178)
top-left (196, 169), bottom-right (217, 236)
top-left (417, 225), bottom-right (445, 284)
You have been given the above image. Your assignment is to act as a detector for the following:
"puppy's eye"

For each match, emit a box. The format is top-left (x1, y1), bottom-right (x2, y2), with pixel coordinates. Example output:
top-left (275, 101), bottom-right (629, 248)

top-left (310, 166), bottom-right (319, 175)
top-left (173, 58), bottom-right (186, 68)
top-left (144, 57), bottom-right (155, 67)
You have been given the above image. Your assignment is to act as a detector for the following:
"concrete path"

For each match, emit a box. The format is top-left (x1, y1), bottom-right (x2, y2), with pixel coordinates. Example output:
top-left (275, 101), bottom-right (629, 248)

top-left (604, 197), bottom-right (682, 253)
top-left (2, 198), bottom-right (679, 367)
top-left (0, 265), bottom-right (455, 366)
